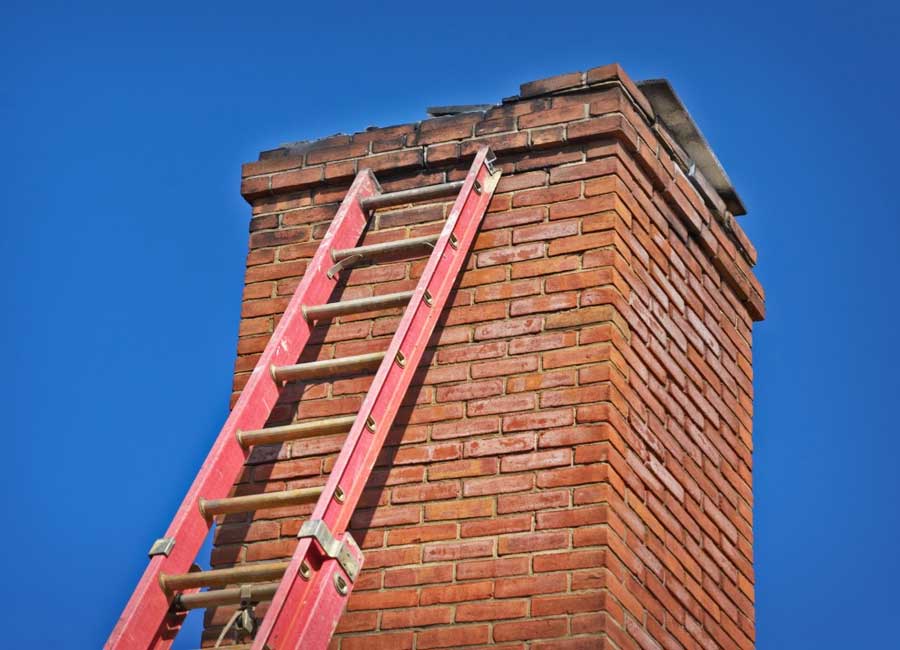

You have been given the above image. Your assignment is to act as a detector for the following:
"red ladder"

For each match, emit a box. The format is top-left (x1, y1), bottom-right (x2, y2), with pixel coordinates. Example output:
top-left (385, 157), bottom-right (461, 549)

top-left (106, 147), bottom-right (500, 650)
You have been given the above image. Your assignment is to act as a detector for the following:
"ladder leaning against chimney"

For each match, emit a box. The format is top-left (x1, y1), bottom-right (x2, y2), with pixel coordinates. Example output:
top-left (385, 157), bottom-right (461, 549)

top-left (105, 147), bottom-right (501, 650)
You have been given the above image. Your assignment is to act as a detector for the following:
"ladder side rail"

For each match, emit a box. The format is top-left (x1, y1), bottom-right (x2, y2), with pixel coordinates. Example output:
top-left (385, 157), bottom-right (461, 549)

top-left (105, 170), bottom-right (383, 650)
top-left (254, 148), bottom-right (500, 650)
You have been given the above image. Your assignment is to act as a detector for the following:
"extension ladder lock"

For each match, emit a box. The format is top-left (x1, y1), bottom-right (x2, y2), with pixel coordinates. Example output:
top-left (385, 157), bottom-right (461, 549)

top-left (107, 147), bottom-right (501, 650)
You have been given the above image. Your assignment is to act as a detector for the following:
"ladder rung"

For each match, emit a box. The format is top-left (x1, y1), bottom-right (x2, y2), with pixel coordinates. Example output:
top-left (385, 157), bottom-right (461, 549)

top-left (332, 234), bottom-right (439, 263)
top-left (199, 487), bottom-right (323, 518)
top-left (237, 415), bottom-right (355, 447)
top-left (303, 290), bottom-right (413, 321)
top-left (359, 180), bottom-right (464, 211)
top-left (271, 351), bottom-right (385, 383)
top-left (106, 148), bottom-right (499, 650)
top-left (175, 582), bottom-right (279, 610)
top-left (160, 561), bottom-right (288, 592)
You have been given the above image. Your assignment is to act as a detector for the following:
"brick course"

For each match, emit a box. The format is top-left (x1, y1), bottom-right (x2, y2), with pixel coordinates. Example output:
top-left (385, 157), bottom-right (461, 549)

top-left (206, 63), bottom-right (763, 650)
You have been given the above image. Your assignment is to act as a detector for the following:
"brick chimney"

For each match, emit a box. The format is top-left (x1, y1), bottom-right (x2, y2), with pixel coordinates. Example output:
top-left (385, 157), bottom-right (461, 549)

top-left (212, 63), bottom-right (763, 650)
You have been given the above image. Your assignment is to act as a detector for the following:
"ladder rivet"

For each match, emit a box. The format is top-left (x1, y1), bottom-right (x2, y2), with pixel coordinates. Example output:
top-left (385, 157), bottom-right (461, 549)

top-left (395, 351), bottom-right (406, 368)
top-left (473, 180), bottom-right (482, 195)
top-left (365, 416), bottom-right (377, 432)
top-left (423, 290), bottom-right (434, 307)
top-left (448, 233), bottom-right (459, 249)
top-left (299, 561), bottom-right (311, 580)
top-left (334, 573), bottom-right (349, 596)
top-left (334, 486), bottom-right (346, 503)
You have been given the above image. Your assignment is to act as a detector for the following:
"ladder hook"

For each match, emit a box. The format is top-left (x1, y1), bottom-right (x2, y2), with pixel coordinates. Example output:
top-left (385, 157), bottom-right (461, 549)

top-left (326, 253), bottom-right (363, 279)
top-left (214, 586), bottom-right (258, 647)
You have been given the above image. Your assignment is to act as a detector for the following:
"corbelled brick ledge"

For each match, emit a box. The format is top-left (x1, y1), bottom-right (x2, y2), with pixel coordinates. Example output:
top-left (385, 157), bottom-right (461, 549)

top-left (240, 63), bottom-right (764, 322)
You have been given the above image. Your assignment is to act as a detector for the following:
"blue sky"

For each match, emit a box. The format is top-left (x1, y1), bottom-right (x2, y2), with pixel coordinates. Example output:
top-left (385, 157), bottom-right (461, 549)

top-left (3, 1), bottom-right (899, 648)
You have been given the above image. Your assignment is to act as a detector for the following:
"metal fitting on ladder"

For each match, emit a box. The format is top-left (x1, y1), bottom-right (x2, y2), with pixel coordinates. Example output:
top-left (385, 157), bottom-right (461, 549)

top-left (147, 537), bottom-right (175, 558)
top-left (297, 519), bottom-right (361, 584)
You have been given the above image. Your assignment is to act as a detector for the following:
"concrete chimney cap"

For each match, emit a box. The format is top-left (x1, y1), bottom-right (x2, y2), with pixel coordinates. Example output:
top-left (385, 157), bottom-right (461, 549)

top-left (638, 78), bottom-right (746, 216)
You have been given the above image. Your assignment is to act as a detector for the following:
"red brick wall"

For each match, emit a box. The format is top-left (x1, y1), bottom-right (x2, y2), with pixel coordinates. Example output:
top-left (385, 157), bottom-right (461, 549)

top-left (208, 63), bottom-right (763, 650)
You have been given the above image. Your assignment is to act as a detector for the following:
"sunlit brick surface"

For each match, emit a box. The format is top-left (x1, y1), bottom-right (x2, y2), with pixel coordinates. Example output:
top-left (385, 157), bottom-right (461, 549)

top-left (211, 63), bottom-right (763, 650)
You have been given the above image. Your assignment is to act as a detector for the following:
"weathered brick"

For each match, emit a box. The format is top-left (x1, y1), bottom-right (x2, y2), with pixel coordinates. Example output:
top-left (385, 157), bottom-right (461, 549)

top-left (519, 104), bottom-right (586, 129)
top-left (341, 632), bottom-right (413, 650)
top-left (498, 530), bottom-right (569, 555)
top-left (468, 393), bottom-right (535, 416)
top-left (503, 409), bottom-right (574, 432)
top-left (473, 317), bottom-right (543, 340)
top-left (496, 573), bottom-right (568, 599)
top-left (512, 182), bottom-right (580, 208)
top-left (494, 617), bottom-right (569, 641)
top-left (420, 581), bottom-right (494, 605)
top-left (464, 436), bottom-right (535, 461)
top-left (381, 607), bottom-right (452, 630)
top-left (347, 589), bottom-right (418, 611)
top-left (428, 458), bottom-right (498, 480)
top-left (498, 489), bottom-right (570, 514)
top-left (510, 293), bottom-right (578, 316)
top-left (383, 564), bottom-right (453, 588)
top-left (520, 71), bottom-right (584, 97)
top-left (470, 350), bottom-right (538, 377)
top-left (416, 625), bottom-right (490, 649)
top-left (456, 599), bottom-right (528, 622)
top-left (513, 220), bottom-right (579, 244)
top-left (501, 448), bottom-right (572, 472)
top-left (423, 538), bottom-right (494, 562)
top-left (435, 379), bottom-right (504, 402)
top-left (477, 243), bottom-right (545, 267)
top-left (424, 497), bottom-right (493, 521)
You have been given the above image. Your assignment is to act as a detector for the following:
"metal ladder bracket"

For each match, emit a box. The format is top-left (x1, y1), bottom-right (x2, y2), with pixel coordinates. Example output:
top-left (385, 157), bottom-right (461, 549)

top-left (148, 537), bottom-right (175, 558)
top-left (297, 520), bottom-right (361, 583)
top-left (485, 151), bottom-right (498, 175)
